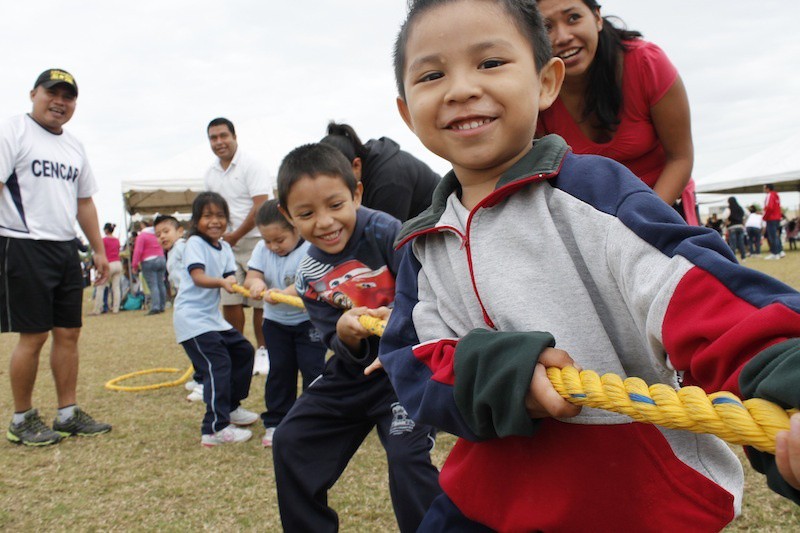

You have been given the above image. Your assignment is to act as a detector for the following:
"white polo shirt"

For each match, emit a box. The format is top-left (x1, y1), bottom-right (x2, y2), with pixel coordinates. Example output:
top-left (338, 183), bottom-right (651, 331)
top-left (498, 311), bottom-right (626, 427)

top-left (204, 148), bottom-right (272, 239)
top-left (0, 114), bottom-right (98, 241)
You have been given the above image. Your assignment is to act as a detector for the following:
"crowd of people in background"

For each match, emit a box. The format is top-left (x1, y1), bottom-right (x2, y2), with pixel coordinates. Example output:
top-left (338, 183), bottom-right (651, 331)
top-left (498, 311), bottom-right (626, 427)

top-left (5, 0), bottom-right (800, 528)
top-left (706, 183), bottom-right (796, 262)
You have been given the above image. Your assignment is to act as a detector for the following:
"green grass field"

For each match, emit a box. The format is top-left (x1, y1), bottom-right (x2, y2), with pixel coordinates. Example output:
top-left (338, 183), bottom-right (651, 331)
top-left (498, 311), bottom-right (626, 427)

top-left (1, 251), bottom-right (799, 531)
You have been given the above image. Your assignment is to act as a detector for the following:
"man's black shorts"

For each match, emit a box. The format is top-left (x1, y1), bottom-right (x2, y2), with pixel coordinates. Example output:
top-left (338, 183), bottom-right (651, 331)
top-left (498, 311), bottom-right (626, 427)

top-left (0, 237), bottom-right (83, 333)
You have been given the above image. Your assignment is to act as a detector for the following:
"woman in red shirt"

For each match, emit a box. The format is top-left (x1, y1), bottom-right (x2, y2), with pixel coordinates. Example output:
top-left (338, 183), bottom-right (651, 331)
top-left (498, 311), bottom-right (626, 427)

top-left (91, 223), bottom-right (123, 314)
top-left (537, 0), bottom-right (698, 225)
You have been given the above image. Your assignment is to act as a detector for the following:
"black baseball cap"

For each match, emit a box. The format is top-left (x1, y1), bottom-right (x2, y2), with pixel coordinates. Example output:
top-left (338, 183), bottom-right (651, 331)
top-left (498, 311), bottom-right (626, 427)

top-left (33, 69), bottom-right (78, 96)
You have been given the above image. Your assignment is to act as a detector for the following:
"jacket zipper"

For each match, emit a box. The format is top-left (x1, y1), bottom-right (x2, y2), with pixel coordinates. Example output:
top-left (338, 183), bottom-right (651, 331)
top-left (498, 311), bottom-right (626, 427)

top-left (463, 173), bottom-right (553, 329)
top-left (399, 166), bottom-right (562, 329)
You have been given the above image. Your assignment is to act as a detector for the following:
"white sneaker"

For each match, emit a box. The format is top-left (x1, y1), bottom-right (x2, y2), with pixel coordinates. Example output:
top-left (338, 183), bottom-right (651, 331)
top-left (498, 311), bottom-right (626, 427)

top-left (186, 384), bottom-right (203, 402)
top-left (184, 380), bottom-right (198, 392)
top-left (262, 427), bottom-right (276, 447)
top-left (229, 407), bottom-right (259, 426)
top-left (201, 425), bottom-right (252, 447)
top-left (252, 346), bottom-right (270, 376)
top-left (779, 251), bottom-right (786, 258)
top-left (764, 254), bottom-right (778, 260)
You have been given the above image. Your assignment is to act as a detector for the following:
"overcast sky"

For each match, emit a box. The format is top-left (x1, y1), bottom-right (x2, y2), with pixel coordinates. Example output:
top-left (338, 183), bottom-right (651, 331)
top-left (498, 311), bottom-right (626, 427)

top-left (3, 0), bottom-right (800, 232)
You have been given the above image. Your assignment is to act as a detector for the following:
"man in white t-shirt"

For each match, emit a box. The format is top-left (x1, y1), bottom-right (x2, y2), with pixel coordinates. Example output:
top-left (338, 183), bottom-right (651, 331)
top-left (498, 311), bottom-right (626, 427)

top-left (1, 69), bottom-right (112, 446)
top-left (204, 118), bottom-right (271, 356)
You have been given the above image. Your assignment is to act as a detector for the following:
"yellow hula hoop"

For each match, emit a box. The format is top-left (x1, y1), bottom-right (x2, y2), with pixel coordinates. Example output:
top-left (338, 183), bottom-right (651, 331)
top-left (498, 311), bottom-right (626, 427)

top-left (231, 284), bottom-right (798, 452)
top-left (105, 365), bottom-right (194, 392)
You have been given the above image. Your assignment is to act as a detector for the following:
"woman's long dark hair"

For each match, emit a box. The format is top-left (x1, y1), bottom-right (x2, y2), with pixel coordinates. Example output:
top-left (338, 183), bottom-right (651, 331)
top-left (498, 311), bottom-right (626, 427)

top-left (727, 196), bottom-right (744, 225)
top-left (320, 122), bottom-right (369, 164)
top-left (578, 1), bottom-right (642, 133)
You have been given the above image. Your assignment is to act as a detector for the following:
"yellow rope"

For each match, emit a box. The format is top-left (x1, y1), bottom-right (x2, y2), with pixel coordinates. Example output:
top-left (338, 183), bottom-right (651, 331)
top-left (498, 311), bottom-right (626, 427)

top-left (232, 284), bottom-right (798, 453)
top-left (105, 283), bottom-right (384, 392)
top-left (232, 284), bottom-right (386, 336)
top-left (105, 365), bottom-right (193, 392)
top-left (546, 366), bottom-right (797, 454)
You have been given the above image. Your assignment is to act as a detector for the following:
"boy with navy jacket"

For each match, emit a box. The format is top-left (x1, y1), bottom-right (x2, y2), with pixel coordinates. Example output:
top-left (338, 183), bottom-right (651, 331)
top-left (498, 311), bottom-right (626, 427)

top-left (271, 143), bottom-right (440, 533)
top-left (377, 0), bottom-right (800, 531)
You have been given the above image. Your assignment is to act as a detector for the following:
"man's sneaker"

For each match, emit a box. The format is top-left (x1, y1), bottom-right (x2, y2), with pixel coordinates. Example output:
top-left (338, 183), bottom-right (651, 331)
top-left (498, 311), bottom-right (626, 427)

top-left (184, 380), bottom-right (198, 392)
top-left (229, 407), bottom-right (259, 426)
top-left (779, 251), bottom-right (786, 258)
top-left (7, 409), bottom-right (63, 446)
top-left (186, 384), bottom-right (204, 402)
top-left (764, 254), bottom-right (778, 260)
top-left (253, 346), bottom-right (270, 376)
top-left (201, 425), bottom-right (252, 447)
top-left (52, 408), bottom-right (111, 437)
top-left (262, 427), bottom-right (276, 447)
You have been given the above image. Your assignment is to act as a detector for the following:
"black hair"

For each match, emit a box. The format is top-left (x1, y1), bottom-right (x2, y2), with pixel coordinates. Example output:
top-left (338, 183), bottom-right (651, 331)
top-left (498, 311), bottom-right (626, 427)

top-left (554, 0), bottom-right (643, 133)
top-left (188, 192), bottom-right (229, 237)
top-left (255, 198), bottom-right (293, 230)
top-left (207, 117), bottom-right (236, 136)
top-left (393, 0), bottom-right (552, 100)
top-left (153, 214), bottom-right (181, 230)
top-left (728, 196), bottom-right (744, 220)
top-left (277, 143), bottom-right (357, 208)
top-left (765, 183), bottom-right (775, 191)
top-left (103, 222), bottom-right (116, 234)
top-left (320, 122), bottom-right (369, 163)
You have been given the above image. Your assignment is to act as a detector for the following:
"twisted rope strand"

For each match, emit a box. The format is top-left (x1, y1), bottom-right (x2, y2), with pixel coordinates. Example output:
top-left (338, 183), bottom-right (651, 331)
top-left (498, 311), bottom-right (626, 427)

top-left (233, 284), bottom-right (795, 453)
top-left (232, 284), bottom-right (385, 336)
top-left (546, 366), bottom-right (796, 454)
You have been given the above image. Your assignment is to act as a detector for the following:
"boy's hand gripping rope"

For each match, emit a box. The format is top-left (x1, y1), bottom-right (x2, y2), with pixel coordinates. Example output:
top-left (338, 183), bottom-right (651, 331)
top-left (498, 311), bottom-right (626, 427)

top-left (545, 366), bottom-right (797, 454)
top-left (232, 284), bottom-right (795, 453)
top-left (231, 284), bottom-right (385, 336)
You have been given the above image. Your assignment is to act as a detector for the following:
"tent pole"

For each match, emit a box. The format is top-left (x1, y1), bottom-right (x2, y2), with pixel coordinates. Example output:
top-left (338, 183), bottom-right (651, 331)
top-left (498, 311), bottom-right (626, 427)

top-left (122, 192), bottom-right (133, 288)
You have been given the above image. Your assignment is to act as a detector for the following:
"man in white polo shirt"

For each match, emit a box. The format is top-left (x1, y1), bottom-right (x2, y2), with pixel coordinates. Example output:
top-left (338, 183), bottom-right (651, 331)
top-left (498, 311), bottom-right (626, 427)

top-left (1, 68), bottom-right (112, 446)
top-left (204, 118), bottom-right (271, 366)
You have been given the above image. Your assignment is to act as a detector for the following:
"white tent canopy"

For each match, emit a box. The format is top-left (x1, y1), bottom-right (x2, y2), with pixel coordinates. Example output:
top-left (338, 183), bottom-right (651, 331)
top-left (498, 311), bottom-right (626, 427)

top-left (121, 178), bottom-right (205, 216)
top-left (696, 132), bottom-right (800, 194)
top-left (121, 137), bottom-right (213, 217)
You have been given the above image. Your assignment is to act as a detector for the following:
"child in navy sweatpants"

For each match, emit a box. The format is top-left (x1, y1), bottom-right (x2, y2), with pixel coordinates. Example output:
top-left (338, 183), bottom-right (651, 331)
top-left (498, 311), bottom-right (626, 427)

top-left (173, 192), bottom-right (258, 446)
top-left (271, 144), bottom-right (441, 533)
top-left (243, 199), bottom-right (327, 447)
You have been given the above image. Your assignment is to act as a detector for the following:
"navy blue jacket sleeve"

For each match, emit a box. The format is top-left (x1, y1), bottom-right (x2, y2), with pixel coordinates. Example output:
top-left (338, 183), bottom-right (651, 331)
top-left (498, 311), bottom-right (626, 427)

top-left (379, 245), bottom-right (481, 440)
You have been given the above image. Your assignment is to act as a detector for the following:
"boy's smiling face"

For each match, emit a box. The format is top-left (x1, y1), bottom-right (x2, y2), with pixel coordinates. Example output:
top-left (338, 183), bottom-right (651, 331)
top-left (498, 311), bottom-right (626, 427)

top-left (397, 0), bottom-right (562, 186)
top-left (281, 174), bottom-right (362, 255)
top-left (155, 222), bottom-right (183, 251)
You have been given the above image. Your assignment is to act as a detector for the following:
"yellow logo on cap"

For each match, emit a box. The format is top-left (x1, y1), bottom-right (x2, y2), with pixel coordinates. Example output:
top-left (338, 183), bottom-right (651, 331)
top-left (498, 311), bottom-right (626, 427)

top-left (50, 70), bottom-right (74, 85)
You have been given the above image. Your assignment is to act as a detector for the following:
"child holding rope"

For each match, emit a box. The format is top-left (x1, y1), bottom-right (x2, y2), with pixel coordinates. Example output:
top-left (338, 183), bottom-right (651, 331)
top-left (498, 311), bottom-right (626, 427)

top-left (243, 199), bottom-right (326, 447)
top-left (172, 192), bottom-right (258, 446)
top-left (375, 0), bottom-right (800, 530)
top-left (154, 214), bottom-right (204, 402)
top-left (270, 143), bottom-right (441, 532)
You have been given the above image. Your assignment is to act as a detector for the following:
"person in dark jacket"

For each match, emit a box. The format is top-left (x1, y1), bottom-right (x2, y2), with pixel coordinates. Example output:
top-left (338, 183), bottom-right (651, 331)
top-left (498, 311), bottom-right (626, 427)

top-left (320, 122), bottom-right (440, 222)
top-left (723, 196), bottom-right (747, 262)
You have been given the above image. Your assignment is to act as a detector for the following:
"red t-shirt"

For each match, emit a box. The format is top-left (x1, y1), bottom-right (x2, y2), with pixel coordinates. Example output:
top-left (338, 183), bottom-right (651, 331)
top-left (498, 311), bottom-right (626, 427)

top-left (538, 40), bottom-right (678, 189)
